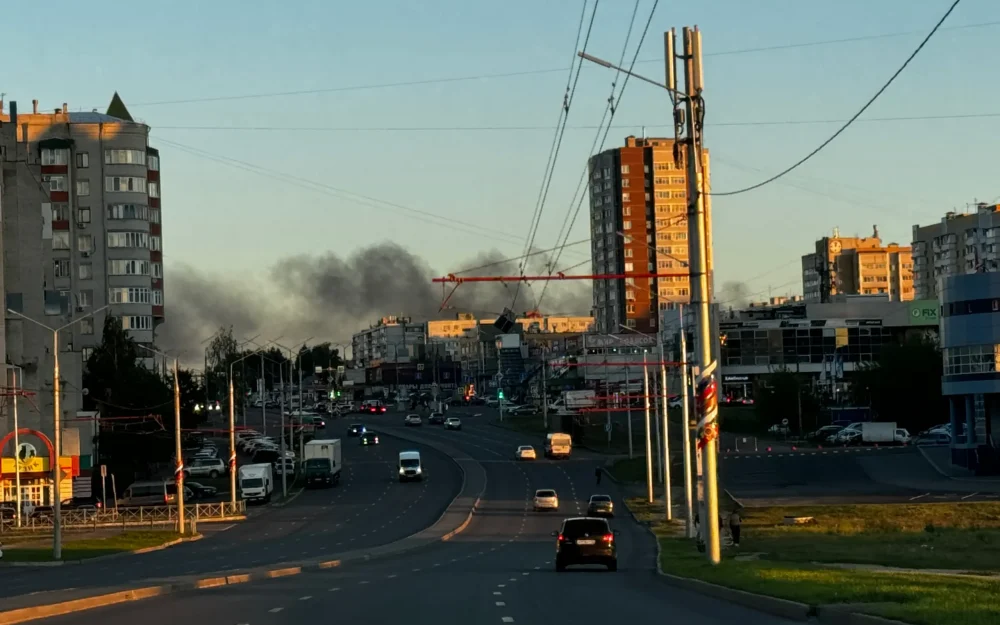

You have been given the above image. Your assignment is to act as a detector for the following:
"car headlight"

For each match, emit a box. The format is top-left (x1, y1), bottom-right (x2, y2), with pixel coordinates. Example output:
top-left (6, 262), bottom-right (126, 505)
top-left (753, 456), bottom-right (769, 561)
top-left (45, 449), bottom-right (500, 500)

top-left (399, 467), bottom-right (406, 475)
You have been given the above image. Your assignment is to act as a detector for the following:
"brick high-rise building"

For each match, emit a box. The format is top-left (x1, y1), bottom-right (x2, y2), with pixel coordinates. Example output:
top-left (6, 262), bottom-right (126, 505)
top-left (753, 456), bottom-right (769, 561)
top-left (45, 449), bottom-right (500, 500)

top-left (801, 226), bottom-right (913, 303)
top-left (1, 95), bottom-right (165, 490)
top-left (588, 136), bottom-right (711, 335)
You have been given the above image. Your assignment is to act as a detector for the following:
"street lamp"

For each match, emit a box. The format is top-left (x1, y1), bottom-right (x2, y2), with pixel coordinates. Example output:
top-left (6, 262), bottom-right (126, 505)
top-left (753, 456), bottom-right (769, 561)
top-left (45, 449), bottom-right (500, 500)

top-left (137, 344), bottom-right (186, 535)
top-left (6, 304), bottom-right (109, 559)
top-left (229, 347), bottom-right (271, 506)
top-left (268, 337), bottom-right (312, 498)
top-left (8, 365), bottom-right (25, 527)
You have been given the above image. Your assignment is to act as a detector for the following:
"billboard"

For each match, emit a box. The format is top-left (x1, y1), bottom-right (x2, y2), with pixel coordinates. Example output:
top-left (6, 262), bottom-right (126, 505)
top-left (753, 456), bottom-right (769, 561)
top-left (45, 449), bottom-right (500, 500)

top-left (908, 300), bottom-right (939, 326)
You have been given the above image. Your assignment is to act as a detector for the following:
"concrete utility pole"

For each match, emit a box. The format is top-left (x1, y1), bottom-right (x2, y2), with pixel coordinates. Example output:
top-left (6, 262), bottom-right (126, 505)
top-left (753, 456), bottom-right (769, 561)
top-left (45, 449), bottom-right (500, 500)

top-left (642, 353), bottom-right (654, 503)
top-left (173, 359), bottom-right (186, 534)
top-left (679, 306), bottom-right (695, 538)
top-left (671, 25), bottom-right (721, 563)
top-left (541, 354), bottom-right (549, 431)
top-left (659, 335), bottom-right (672, 520)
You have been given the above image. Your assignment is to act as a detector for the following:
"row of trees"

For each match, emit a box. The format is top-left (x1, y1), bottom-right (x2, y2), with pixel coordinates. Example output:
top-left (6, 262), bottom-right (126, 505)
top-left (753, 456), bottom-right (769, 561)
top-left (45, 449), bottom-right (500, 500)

top-left (202, 327), bottom-right (344, 406)
top-left (750, 335), bottom-right (946, 435)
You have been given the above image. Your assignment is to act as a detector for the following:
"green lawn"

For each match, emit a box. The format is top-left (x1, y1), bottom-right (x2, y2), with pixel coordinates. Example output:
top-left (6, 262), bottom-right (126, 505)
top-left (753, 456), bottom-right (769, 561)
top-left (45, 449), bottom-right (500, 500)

top-left (627, 499), bottom-right (1000, 625)
top-left (607, 457), bottom-right (651, 483)
top-left (3, 531), bottom-right (185, 562)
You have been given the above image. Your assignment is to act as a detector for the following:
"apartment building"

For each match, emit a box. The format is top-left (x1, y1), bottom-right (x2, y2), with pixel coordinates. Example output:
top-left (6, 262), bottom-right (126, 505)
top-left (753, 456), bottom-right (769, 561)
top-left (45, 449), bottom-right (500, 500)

top-left (911, 203), bottom-right (1000, 300)
top-left (588, 136), bottom-right (710, 335)
top-left (801, 226), bottom-right (913, 303)
top-left (351, 316), bottom-right (426, 369)
top-left (1, 96), bottom-right (164, 468)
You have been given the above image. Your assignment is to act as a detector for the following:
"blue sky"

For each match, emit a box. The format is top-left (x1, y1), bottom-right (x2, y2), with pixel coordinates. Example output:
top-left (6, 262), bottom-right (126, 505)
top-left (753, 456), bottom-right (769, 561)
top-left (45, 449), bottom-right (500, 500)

top-left (4, 0), bottom-right (999, 307)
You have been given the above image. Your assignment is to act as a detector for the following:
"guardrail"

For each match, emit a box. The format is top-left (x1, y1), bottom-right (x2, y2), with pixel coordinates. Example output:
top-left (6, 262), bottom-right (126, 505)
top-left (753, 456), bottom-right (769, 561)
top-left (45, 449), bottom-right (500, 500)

top-left (0, 500), bottom-right (246, 534)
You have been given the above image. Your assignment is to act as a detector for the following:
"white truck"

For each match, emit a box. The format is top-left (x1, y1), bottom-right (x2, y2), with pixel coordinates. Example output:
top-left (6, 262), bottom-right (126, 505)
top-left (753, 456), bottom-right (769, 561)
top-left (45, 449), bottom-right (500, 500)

top-left (304, 439), bottom-right (342, 487)
top-left (861, 422), bottom-right (910, 445)
top-left (239, 463), bottom-right (273, 503)
top-left (548, 390), bottom-right (596, 413)
top-left (544, 432), bottom-right (573, 459)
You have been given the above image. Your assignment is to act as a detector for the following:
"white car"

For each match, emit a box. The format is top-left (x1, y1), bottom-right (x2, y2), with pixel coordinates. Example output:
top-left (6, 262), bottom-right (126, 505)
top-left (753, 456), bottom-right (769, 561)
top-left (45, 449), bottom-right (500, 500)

top-left (516, 445), bottom-right (537, 461)
top-left (404, 414), bottom-right (423, 427)
top-left (533, 489), bottom-right (559, 511)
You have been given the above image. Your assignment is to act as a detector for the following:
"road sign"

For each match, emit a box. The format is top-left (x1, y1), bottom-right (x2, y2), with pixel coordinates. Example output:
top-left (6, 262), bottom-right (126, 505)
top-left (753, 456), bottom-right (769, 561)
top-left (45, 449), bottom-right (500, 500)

top-left (604, 423), bottom-right (612, 433)
top-left (781, 418), bottom-right (789, 426)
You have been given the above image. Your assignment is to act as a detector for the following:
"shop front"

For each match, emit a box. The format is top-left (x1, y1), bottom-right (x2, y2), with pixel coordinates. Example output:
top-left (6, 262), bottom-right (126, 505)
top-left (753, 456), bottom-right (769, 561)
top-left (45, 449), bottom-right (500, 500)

top-left (0, 429), bottom-right (80, 508)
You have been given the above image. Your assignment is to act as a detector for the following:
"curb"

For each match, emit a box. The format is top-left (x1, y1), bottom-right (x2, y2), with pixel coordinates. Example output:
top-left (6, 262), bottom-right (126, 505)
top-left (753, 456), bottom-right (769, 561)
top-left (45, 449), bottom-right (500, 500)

top-left (0, 424), bottom-right (488, 624)
top-left (1, 535), bottom-right (206, 568)
top-left (814, 606), bottom-right (913, 625)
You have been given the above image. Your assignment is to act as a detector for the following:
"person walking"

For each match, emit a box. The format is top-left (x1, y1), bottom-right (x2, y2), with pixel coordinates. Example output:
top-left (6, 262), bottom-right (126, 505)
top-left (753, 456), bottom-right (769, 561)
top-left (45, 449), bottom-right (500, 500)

top-left (595, 467), bottom-right (602, 485)
top-left (729, 507), bottom-right (742, 548)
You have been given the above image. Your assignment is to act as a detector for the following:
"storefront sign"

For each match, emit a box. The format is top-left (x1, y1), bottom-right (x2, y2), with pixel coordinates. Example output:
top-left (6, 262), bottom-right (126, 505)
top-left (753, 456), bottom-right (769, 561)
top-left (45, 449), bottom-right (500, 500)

top-left (908, 300), bottom-right (939, 326)
top-left (585, 334), bottom-right (656, 349)
top-left (0, 456), bottom-right (77, 477)
top-left (723, 375), bottom-right (750, 383)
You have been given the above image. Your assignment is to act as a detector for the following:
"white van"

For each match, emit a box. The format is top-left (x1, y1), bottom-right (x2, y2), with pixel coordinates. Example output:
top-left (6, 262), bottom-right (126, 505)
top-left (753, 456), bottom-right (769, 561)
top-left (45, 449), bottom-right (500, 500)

top-left (398, 451), bottom-right (423, 482)
top-left (239, 463), bottom-right (274, 503)
top-left (545, 432), bottom-right (573, 459)
top-left (119, 480), bottom-right (192, 507)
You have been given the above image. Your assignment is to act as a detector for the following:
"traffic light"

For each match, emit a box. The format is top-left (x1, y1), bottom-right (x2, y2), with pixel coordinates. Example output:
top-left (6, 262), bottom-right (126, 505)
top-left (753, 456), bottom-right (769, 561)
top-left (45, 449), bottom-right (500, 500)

top-left (329, 390), bottom-right (335, 399)
top-left (336, 390), bottom-right (342, 397)
top-left (498, 389), bottom-right (504, 400)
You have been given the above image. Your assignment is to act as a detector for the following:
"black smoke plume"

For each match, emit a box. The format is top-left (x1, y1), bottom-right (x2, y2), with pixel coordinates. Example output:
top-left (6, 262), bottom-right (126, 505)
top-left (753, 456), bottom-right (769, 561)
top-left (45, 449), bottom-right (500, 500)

top-left (157, 242), bottom-right (591, 357)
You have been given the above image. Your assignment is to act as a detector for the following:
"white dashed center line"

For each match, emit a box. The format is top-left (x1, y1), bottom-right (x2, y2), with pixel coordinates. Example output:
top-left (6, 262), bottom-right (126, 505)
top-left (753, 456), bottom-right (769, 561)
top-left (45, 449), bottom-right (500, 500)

top-left (269, 607), bottom-right (284, 613)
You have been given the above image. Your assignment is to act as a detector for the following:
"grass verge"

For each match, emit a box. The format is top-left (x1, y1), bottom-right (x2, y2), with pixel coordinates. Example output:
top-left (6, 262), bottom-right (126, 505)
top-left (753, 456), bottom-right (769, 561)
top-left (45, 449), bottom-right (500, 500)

top-left (627, 498), bottom-right (1000, 625)
top-left (607, 457), bottom-right (650, 483)
top-left (3, 531), bottom-right (186, 562)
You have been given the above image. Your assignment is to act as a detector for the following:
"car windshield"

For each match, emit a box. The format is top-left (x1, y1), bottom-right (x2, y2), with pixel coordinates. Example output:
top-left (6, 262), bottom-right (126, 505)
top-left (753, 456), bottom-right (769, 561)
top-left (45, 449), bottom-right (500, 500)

top-left (242, 478), bottom-right (264, 488)
top-left (519, 446), bottom-right (533, 451)
top-left (400, 459), bottom-right (420, 468)
top-left (350, 424), bottom-right (362, 429)
top-left (536, 490), bottom-right (556, 497)
top-left (564, 519), bottom-right (610, 537)
top-left (591, 495), bottom-right (611, 502)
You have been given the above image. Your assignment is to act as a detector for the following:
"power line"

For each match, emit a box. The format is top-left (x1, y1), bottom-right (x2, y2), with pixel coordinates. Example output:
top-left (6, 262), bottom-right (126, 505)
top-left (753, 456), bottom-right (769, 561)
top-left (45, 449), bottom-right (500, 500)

top-left (152, 111), bottom-right (1000, 132)
top-left (453, 239), bottom-right (590, 275)
top-left (710, 0), bottom-right (963, 197)
top-left (514, 0), bottom-right (599, 309)
top-left (125, 20), bottom-right (999, 108)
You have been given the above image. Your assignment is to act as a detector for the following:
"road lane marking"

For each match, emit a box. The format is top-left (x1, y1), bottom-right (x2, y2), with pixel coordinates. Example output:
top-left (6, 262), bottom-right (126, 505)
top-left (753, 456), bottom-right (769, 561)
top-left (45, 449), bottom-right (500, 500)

top-left (387, 574), bottom-right (397, 578)
top-left (494, 591), bottom-right (502, 595)
top-left (909, 493), bottom-right (930, 501)
top-left (502, 618), bottom-right (514, 623)
top-left (360, 580), bottom-right (369, 585)
top-left (299, 596), bottom-right (312, 601)
top-left (522, 572), bottom-right (529, 576)
top-left (497, 584), bottom-right (505, 588)
top-left (269, 607), bottom-right (284, 613)
top-left (496, 601), bottom-right (506, 607)
top-left (961, 492), bottom-right (979, 500)
top-left (329, 587), bottom-right (340, 592)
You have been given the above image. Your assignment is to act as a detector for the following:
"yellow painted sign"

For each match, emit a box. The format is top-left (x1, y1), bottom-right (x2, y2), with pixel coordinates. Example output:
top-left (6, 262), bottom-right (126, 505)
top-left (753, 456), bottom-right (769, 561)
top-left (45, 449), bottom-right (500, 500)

top-left (1, 457), bottom-right (75, 475)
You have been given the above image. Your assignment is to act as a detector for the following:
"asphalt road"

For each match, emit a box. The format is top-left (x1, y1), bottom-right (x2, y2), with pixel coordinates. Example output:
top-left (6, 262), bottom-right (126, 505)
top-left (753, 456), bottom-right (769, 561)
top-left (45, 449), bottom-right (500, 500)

top-left (33, 407), bottom-right (799, 625)
top-left (0, 419), bottom-right (460, 599)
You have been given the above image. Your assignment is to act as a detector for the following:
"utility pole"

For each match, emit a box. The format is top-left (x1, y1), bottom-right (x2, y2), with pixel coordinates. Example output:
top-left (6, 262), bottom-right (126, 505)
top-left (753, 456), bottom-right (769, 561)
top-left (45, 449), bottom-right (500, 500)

top-left (679, 306), bottom-right (695, 538)
top-left (643, 353), bottom-right (654, 503)
top-left (279, 363), bottom-right (287, 499)
top-left (172, 359), bottom-right (186, 534)
top-left (260, 358), bottom-right (266, 436)
top-left (228, 379), bottom-right (237, 506)
top-left (625, 365), bottom-right (633, 459)
top-left (541, 355), bottom-right (549, 431)
top-left (659, 335), bottom-right (672, 520)
top-left (671, 25), bottom-right (721, 563)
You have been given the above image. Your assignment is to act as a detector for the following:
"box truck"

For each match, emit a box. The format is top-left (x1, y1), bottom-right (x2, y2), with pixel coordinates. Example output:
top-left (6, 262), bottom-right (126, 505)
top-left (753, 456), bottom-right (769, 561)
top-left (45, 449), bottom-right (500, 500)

top-left (304, 439), bottom-right (342, 487)
top-left (239, 463), bottom-right (273, 503)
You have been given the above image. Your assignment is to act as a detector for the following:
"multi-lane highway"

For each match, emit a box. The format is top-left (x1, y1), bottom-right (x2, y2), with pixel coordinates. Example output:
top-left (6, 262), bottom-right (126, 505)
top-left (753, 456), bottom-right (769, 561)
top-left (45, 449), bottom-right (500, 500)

top-left (25, 406), bottom-right (799, 625)
top-left (0, 422), bottom-right (460, 599)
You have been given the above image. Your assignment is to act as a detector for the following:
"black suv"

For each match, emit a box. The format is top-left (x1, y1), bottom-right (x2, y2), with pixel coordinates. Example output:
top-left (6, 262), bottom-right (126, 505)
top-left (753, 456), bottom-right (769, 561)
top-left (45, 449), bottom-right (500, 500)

top-left (554, 517), bottom-right (618, 572)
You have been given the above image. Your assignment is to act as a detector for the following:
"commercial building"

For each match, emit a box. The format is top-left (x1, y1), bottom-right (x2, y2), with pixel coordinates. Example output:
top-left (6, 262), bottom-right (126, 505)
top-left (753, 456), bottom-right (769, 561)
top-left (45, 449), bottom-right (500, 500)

top-left (1, 95), bottom-right (162, 504)
top-left (717, 295), bottom-right (938, 401)
top-left (939, 272), bottom-right (1000, 473)
top-left (801, 226), bottom-right (913, 303)
top-left (911, 203), bottom-right (1000, 301)
top-left (588, 136), bottom-right (712, 335)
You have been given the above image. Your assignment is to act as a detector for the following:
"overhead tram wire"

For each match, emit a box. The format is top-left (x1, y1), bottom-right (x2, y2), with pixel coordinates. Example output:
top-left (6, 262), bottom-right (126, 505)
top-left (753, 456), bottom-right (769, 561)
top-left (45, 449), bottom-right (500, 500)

top-left (122, 19), bottom-right (998, 108)
top-left (710, 0), bottom-right (963, 197)
top-left (538, 0), bottom-right (660, 310)
top-left (453, 239), bottom-right (590, 275)
top-left (512, 0), bottom-right (599, 310)
top-left (153, 136), bottom-right (533, 247)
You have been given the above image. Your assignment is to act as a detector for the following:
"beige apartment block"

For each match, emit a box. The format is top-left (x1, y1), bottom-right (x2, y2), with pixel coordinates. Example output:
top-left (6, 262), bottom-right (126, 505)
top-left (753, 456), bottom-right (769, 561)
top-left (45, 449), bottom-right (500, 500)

top-left (802, 226), bottom-right (913, 303)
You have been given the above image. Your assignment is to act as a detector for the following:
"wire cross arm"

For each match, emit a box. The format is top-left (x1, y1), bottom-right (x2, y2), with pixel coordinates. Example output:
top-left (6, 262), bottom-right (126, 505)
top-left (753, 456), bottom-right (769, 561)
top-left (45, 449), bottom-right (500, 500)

top-left (577, 51), bottom-right (687, 100)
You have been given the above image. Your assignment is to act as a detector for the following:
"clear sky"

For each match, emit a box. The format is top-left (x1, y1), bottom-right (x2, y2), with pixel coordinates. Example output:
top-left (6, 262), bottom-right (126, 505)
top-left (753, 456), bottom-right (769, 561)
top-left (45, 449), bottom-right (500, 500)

top-left (4, 0), bottom-right (998, 307)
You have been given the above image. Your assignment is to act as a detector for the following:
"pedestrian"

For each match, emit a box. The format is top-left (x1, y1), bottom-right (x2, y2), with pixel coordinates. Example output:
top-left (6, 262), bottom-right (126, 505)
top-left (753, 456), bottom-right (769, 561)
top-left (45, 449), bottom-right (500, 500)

top-left (729, 507), bottom-right (742, 548)
top-left (595, 467), bottom-right (602, 485)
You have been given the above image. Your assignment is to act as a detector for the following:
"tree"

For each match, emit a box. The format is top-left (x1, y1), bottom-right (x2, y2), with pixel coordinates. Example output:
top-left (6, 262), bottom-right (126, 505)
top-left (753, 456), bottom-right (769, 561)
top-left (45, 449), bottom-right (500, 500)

top-left (754, 368), bottom-right (821, 435)
top-left (84, 316), bottom-right (170, 415)
top-left (176, 368), bottom-right (205, 427)
top-left (205, 326), bottom-right (239, 402)
top-left (850, 335), bottom-right (945, 432)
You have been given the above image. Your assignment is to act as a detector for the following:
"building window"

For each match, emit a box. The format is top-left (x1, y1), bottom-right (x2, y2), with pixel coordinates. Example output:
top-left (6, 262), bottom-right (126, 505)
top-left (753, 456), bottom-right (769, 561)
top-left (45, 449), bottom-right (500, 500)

top-left (76, 180), bottom-right (90, 196)
top-left (626, 304), bottom-right (636, 313)
top-left (80, 318), bottom-right (94, 335)
top-left (673, 232), bottom-right (687, 241)
top-left (671, 190), bottom-right (686, 199)
top-left (81, 346), bottom-right (95, 362)
top-left (79, 263), bottom-right (93, 280)
top-left (107, 203), bottom-right (149, 220)
top-left (621, 165), bottom-right (630, 174)
top-left (76, 152), bottom-right (90, 168)
top-left (78, 234), bottom-right (94, 253)
top-left (150, 235), bottom-right (161, 251)
top-left (109, 287), bottom-right (150, 304)
top-left (53, 231), bottom-right (71, 250)
top-left (51, 203), bottom-right (70, 221)
top-left (78, 289), bottom-right (93, 308)
top-left (148, 182), bottom-right (159, 198)
top-left (108, 231), bottom-right (149, 248)
top-left (43, 175), bottom-right (68, 192)
top-left (105, 176), bottom-right (147, 193)
top-left (623, 221), bottom-right (632, 230)
top-left (105, 149), bottom-right (146, 166)
top-left (622, 192), bottom-right (630, 202)
top-left (54, 259), bottom-right (71, 278)
top-left (678, 288), bottom-right (689, 296)
top-left (622, 206), bottom-right (630, 217)
top-left (121, 315), bottom-right (152, 331)
top-left (624, 262), bottom-right (634, 272)
top-left (621, 179), bottom-right (630, 188)
top-left (42, 148), bottom-right (69, 166)
top-left (77, 207), bottom-right (91, 224)
top-left (152, 290), bottom-right (164, 305)
top-left (151, 262), bottom-right (163, 278)
top-left (108, 260), bottom-right (150, 276)
top-left (148, 154), bottom-right (159, 171)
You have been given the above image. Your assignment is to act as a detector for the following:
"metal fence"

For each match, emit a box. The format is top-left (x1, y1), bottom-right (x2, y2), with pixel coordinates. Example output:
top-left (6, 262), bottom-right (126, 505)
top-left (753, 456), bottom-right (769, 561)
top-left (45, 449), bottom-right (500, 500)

top-left (0, 500), bottom-right (246, 534)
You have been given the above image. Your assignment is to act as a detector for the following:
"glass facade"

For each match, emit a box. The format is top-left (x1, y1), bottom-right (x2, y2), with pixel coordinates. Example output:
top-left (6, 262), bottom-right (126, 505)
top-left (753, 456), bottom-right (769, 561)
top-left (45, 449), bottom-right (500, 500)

top-left (942, 344), bottom-right (1000, 376)
top-left (720, 324), bottom-right (896, 367)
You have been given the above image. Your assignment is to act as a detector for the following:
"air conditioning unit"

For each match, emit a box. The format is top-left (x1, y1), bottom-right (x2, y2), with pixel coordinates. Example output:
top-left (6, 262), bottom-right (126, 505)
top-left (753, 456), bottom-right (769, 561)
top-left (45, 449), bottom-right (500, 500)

top-left (76, 222), bottom-right (88, 229)
top-left (81, 251), bottom-right (91, 258)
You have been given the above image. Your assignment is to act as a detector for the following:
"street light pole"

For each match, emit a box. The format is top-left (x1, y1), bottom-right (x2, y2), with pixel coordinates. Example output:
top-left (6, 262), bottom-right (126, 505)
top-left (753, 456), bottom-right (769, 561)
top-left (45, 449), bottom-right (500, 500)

top-left (643, 352), bottom-right (654, 503)
top-left (11, 365), bottom-right (23, 527)
top-left (7, 305), bottom-right (108, 559)
top-left (679, 306), bottom-right (695, 538)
